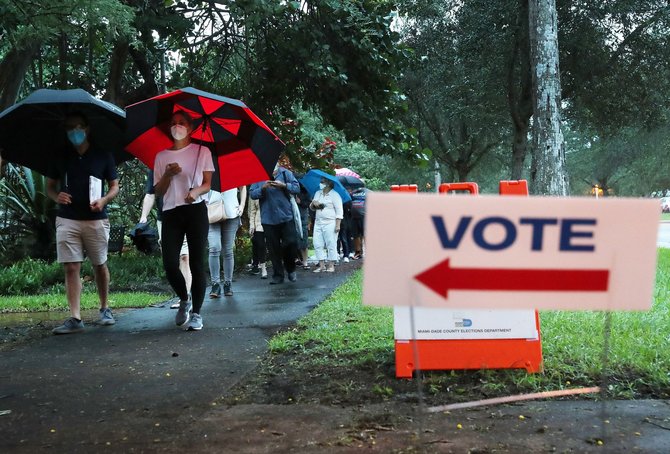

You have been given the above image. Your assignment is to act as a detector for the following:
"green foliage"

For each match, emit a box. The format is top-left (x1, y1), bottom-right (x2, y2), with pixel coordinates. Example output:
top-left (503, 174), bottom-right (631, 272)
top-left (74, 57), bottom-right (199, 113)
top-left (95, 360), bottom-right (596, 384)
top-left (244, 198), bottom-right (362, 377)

top-left (0, 164), bottom-right (57, 262)
top-left (0, 258), bottom-right (63, 295)
top-left (170, 0), bottom-right (414, 157)
top-left (566, 124), bottom-right (670, 196)
top-left (107, 159), bottom-right (152, 229)
top-left (0, 253), bottom-right (166, 296)
top-left (397, 0), bottom-right (516, 181)
top-left (268, 272), bottom-right (394, 363)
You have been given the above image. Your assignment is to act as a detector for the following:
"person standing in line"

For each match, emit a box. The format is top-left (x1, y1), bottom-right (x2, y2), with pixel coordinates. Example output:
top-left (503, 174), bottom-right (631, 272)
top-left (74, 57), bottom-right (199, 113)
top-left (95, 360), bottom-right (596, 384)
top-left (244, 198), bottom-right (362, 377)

top-left (46, 111), bottom-right (119, 334)
top-left (249, 163), bottom-right (300, 284)
top-left (247, 196), bottom-right (268, 279)
top-left (153, 110), bottom-right (214, 331)
top-left (350, 186), bottom-right (368, 259)
top-left (309, 177), bottom-right (343, 273)
top-left (338, 197), bottom-right (353, 263)
top-left (208, 185), bottom-right (247, 297)
top-left (139, 169), bottom-right (191, 308)
top-left (296, 181), bottom-right (312, 269)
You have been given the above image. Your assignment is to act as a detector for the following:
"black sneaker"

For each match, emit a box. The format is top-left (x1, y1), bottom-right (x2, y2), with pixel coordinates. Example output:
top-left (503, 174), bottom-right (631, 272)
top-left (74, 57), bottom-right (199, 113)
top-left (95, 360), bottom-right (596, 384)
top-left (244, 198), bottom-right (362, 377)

top-left (288, 271), bottom-right (297, 282)
top-left (223, 281), bottom-right (233, 296)
top-left (210, 282), bottom-right (221, 298)
top-left (250, 266), bottom-right (261, 275)
top-left (270, 275), bottom-right (284, 285)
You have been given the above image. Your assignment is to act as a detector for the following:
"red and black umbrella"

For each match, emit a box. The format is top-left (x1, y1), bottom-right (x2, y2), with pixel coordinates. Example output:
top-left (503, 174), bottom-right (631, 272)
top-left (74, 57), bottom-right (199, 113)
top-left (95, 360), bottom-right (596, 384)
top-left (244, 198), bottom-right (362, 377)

top-left (125, 87), bottom-right (284, 191)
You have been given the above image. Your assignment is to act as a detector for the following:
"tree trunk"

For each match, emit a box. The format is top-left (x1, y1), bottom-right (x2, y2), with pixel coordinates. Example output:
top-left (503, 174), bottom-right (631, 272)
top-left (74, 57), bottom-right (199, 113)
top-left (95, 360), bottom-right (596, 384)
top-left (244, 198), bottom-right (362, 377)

top-left (508, 0), bottom-right (533, 180)
top-left (107, 40), bottom-right (130, 106)
top-left (58, 33), bottom-right (68, 89)
top-left (528, 0), bottom-right (569, 195)
top-left (0, 39), bottom-right (41, 110)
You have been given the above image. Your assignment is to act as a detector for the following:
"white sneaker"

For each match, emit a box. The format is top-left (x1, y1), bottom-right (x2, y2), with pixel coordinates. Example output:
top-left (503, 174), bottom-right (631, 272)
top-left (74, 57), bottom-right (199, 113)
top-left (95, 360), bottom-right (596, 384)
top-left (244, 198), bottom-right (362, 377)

top-left (343, 257), bottom-right (350, 263)
top-left (186, 313), bottom-right (203, 331)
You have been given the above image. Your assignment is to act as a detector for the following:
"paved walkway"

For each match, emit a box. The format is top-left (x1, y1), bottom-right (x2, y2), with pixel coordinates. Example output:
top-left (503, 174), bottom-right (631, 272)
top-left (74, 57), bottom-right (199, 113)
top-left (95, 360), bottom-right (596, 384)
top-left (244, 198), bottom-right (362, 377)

top-left (0, 263), bottom-right (359, 452)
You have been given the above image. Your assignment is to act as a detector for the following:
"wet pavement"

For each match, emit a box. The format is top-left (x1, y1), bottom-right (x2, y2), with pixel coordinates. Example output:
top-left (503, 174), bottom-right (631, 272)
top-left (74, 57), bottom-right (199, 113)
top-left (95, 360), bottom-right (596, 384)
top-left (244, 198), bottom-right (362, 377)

top-left (0, 263), bottom-right (358, 452)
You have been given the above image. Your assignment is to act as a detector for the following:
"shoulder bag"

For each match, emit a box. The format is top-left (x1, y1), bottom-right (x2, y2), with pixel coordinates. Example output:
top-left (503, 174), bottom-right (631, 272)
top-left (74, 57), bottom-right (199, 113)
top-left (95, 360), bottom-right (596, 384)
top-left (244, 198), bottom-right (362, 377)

top-left (207, 199), bottom-right (226, 223)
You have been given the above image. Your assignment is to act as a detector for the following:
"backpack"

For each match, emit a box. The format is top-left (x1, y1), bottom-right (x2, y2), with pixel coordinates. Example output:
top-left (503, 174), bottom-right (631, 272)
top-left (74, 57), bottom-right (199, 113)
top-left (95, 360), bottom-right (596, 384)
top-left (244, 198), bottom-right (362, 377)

top-left (351, 188), bottom-right (367, 218)
top-left (129, 222), bottom-right (159, 255)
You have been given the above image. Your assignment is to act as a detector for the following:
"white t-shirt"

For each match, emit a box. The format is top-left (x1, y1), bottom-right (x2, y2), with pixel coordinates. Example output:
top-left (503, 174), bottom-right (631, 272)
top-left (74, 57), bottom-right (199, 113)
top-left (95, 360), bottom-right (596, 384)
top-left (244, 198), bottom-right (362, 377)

top-left (154, 143), bottom-right (215, 212)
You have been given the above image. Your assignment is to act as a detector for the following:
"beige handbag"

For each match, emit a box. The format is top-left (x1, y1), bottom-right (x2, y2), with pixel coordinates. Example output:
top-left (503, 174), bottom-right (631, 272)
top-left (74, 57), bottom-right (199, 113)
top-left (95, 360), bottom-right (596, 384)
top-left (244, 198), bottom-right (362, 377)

top-left (207, 199), bottom-right (226, 223)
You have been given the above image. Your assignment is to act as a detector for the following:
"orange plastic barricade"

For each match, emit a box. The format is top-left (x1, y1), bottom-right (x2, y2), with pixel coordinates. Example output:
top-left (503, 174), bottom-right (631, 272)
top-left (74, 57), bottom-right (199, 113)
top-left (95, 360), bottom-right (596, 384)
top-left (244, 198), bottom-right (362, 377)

top-left (392, 181), bottom-right (543, 378)
top-left (390, 184), bottom-right (419, 193)
top-left (499, 180), bottom-right (528, 195)
top-left (438, 182), bottom-right (479, 195)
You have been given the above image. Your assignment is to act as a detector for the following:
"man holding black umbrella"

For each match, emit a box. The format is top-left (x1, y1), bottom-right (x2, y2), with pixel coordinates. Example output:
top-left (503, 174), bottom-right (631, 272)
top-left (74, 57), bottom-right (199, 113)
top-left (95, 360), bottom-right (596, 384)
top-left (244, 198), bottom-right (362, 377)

top-left (46, 111), bottom-right (119, 334)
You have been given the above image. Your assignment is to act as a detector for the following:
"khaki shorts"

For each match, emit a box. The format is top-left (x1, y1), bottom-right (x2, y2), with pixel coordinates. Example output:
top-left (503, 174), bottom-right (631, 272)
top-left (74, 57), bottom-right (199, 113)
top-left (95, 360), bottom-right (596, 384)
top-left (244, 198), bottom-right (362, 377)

top-left (156, 220), bottom-right (189, 256)
top-left (56, 217), bottom-right (110, 265)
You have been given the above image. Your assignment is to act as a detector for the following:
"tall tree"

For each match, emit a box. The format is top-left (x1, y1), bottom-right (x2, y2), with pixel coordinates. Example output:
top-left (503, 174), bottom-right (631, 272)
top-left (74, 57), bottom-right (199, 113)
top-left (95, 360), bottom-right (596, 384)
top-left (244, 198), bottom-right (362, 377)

top-left (0, 0), bottom-right (134, 109)
top-left (398, 0), bottom-right (511, 182)
top-left (529, 0), bottom-right (569, 195)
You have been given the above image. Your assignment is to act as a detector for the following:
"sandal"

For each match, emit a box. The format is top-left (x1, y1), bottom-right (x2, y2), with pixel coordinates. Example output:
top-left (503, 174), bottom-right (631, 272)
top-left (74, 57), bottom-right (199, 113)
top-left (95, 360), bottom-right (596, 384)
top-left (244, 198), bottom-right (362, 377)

top-left (313, 268), bottom-right (324, 273)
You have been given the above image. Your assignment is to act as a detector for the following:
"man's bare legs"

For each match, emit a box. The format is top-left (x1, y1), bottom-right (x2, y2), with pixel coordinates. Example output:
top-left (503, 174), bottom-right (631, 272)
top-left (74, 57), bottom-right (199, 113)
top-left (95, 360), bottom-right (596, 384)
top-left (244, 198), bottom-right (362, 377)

top-left (64, 262), bottom-right (83, 319)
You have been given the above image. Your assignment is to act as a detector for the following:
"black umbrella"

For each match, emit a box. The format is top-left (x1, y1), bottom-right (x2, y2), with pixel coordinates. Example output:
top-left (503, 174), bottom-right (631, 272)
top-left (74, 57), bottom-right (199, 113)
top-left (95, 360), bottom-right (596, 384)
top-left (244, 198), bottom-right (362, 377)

top-left (337, 174), bottom-right (365, 188)
top-left (0, 88), bottom-right (132, 175)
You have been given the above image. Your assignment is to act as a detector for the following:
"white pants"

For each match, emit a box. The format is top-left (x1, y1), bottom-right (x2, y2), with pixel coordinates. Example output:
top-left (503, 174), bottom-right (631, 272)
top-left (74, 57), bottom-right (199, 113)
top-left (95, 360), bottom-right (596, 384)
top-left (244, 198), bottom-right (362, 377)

top-left (313, 221), bottom-right (338, 261)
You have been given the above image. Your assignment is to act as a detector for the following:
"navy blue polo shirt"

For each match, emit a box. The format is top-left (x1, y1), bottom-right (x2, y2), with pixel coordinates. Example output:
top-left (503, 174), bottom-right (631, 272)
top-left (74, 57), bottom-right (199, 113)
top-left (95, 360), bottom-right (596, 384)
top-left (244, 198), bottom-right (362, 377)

top-left (47, 145), bottom-right (118, 220)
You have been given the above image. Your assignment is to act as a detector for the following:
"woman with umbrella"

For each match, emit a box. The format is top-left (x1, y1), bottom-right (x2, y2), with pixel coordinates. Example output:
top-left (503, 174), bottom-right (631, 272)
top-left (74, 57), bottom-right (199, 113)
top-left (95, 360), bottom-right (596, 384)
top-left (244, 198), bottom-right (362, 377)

top-left (154, 110), bottom-right (214, 331)
top-left (309, 177), bottom-right (344, 273)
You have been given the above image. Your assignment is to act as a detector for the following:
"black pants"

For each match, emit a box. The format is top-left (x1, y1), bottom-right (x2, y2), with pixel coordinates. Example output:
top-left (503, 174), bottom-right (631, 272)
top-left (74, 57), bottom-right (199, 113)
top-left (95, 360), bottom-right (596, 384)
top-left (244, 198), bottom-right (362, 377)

top-left (263, 221), bottom-right (297, 278)
top-left (161, 202), bottom-right (208, 313)
top-left (251, 231), bottom-right (266, 266)
top-left (338, 225), bottom-right (352, 257)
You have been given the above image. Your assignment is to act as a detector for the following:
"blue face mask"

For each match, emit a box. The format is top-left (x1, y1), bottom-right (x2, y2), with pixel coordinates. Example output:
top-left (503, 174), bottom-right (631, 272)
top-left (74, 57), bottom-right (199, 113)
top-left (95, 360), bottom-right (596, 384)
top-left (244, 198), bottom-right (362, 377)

top-left (67, 129), bottom-right (86, 146)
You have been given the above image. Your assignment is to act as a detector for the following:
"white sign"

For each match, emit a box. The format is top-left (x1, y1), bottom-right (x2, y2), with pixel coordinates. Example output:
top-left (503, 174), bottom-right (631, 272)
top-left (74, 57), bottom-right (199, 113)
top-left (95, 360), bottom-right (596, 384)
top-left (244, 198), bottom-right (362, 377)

top-left (393, 307), bottom-right (538, 340)
top-left (89, 176), bottom-right (102, 204)
top-left (363, 192), bottom-right (659, 311)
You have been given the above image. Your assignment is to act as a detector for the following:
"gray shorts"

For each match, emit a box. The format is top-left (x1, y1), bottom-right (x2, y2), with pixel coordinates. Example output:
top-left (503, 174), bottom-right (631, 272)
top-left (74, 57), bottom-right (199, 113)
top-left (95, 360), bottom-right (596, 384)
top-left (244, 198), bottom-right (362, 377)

top-left (56, 217), bottom-right (110, 265)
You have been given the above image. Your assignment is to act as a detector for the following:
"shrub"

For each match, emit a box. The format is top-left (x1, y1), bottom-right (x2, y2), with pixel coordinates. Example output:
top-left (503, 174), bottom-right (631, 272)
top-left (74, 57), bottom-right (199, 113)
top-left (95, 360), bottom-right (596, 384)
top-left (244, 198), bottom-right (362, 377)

top-left (0, 258), bottom-right (62, 295)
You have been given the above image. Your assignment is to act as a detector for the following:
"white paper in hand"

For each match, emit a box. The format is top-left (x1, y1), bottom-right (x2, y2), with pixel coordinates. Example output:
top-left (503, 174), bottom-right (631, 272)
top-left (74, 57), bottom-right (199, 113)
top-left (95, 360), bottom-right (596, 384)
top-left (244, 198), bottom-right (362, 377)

top-left (89, 176), bottom-right (102, 204)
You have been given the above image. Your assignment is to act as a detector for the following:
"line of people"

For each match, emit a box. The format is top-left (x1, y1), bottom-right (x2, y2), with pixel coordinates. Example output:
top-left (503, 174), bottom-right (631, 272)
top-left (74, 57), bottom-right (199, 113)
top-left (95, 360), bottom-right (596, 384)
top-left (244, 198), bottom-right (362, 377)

top-left (47, 109), bottom-right (365, 335)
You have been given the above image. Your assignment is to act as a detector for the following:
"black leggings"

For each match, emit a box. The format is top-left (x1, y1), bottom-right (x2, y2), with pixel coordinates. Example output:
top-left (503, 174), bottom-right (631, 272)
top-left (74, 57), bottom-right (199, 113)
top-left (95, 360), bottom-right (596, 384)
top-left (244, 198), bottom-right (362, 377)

top-left (161, 202), bottom-right (208, 314)
top-left (251, 231), bottom-right (266, 265)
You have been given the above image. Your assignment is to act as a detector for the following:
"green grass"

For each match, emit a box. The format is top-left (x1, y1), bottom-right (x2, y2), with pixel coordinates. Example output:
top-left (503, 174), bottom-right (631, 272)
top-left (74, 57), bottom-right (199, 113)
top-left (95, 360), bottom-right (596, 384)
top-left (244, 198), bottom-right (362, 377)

top-left (268, 249), bottom-right (670, 398)
top-left (268, 273), bottom-right (394, 365)
top-left (661, 213), bottom-right (670, 221)
top-left (0, 292), bottom-right (171, 313)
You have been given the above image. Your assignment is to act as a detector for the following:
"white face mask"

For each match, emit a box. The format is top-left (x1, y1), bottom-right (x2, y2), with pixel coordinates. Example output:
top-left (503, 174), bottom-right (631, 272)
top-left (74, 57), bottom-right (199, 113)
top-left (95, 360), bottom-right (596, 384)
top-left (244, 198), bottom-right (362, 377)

top-left (319, 183), bottom-right (326, 190)
top-left (171, 124), bottom-right (189, 141)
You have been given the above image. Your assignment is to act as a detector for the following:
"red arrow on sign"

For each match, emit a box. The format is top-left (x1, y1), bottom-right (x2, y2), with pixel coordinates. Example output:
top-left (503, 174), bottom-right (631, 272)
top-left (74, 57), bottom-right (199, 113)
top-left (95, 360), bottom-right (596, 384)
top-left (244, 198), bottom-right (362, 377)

top-left (414, 259), bottom-right (610, 298)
